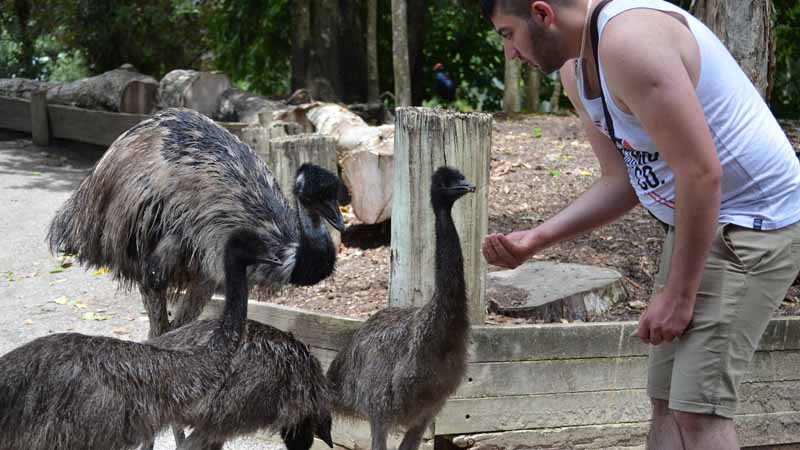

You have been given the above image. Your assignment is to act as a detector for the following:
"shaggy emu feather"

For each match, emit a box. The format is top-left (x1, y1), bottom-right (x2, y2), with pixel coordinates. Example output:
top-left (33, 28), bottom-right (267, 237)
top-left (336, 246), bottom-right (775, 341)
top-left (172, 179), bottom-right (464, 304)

top-left (326, 166), bottom-right (475, 450)
top-left (0, 230), bottom-right (334, 450)
top-left (47, 107), bottom-right (344, 341)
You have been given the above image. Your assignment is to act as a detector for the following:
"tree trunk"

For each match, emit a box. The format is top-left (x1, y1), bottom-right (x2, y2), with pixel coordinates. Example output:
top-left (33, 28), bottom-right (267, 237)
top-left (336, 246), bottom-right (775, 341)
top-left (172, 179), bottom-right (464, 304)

top-left (291, 0), bottom-right (311, 93)
top-left (391, 107), bottom-right (492, 324)
top-left (691, 0), bottom-right (774, 99)
top-left (12, 0), bottom-right (36, 78)
top-left (503, 59), bottom-right (522, 113)
top-left (525, 67), bottom-right (541, 113)
top-left (308, 0), bottom-right (342, 102)
top-left (407, 0), bottom-right (427, 106)
top-left (366, 0), bottom-right (380, 103)
top-left (0, 66), bottom-right (159, 114)
top-left (158, 69), bottom-right (231, 117)
top-left (391, 0), bottom-right (413, 107)
top-left (549, 72), bottom-right (562, 113)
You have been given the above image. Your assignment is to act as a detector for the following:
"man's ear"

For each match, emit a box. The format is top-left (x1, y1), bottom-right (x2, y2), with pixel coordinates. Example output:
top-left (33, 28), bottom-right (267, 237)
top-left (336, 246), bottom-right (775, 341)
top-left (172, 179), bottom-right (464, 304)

top-left (531, 1), bottom-right (557, 27)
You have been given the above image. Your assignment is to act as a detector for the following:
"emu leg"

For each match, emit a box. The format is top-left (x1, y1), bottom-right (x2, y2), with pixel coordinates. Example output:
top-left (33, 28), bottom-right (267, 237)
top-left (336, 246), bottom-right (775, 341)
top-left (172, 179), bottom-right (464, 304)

top-left (169, 282), bottom-right (216, 330)
top-left (398, 422), bottom-right (429, 450)
top-left (369, 417), bottom-right (389, 450)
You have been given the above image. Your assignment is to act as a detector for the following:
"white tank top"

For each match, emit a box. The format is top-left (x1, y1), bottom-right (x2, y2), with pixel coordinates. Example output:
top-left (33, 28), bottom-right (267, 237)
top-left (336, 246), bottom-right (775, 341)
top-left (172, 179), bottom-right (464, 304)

top-left (575, 0), bottom-right (800, 230)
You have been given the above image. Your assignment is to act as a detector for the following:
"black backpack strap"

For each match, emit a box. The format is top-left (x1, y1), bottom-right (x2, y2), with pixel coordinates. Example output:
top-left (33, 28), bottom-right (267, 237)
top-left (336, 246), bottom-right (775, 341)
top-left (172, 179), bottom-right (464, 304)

top-left (590, 0), bottom-right (619, 148)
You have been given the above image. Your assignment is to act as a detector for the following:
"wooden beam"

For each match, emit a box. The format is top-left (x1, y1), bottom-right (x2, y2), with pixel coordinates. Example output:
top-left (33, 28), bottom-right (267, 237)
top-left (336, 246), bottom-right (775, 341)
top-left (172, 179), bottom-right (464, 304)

top-left (390, 107), bottom-right (491, 323)
top-left (0, 95), bottom-right (32, 133)
top-left (437, 381), bottom-right (800, 435)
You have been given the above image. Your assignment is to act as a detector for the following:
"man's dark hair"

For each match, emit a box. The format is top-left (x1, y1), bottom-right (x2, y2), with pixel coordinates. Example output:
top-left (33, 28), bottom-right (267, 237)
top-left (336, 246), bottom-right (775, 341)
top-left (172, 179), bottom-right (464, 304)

top-left (480, 0), bottom-right (569, 20)
top-left (480, 0), bottom-right (533, 19)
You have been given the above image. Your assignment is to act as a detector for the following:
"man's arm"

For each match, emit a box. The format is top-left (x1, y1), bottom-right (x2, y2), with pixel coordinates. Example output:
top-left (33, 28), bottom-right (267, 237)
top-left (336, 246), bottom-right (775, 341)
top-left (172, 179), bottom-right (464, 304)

top-left (482, 61), bottom-right (639, 269)
top-left (601, 10), bottom-right (722, 345)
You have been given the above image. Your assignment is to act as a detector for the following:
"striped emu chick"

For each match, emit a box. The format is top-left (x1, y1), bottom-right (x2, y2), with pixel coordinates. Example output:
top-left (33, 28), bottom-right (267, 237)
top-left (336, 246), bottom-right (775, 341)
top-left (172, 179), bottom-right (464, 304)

top-left (327, 167), bottom-right (475, 450)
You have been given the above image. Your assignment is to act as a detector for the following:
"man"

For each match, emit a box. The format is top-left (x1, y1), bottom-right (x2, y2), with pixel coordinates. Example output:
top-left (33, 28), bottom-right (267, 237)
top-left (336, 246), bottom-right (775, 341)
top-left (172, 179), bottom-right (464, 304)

top-left (479, 1), bottom-right (800, 449)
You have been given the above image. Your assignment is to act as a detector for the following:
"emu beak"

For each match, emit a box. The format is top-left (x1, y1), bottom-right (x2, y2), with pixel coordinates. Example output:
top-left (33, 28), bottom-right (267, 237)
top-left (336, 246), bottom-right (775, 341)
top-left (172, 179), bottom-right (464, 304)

top-left (317, 426), bottom-right (334, 448)
top-left (447, 179), bottom-right (476, 194)
top-left (316, 199), bottom-right (346, 232)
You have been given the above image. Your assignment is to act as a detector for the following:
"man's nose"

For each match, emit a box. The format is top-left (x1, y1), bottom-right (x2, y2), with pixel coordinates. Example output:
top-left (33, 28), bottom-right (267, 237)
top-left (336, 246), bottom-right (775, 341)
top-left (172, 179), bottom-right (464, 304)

top-left (503, 42), bottom-right (521, 61)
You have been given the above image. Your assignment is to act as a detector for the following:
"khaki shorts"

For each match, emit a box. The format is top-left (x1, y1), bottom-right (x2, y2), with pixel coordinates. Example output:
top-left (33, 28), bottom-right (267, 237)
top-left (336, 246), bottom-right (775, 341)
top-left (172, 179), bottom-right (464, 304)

top-left (647, 221), bottom-right (800, 418)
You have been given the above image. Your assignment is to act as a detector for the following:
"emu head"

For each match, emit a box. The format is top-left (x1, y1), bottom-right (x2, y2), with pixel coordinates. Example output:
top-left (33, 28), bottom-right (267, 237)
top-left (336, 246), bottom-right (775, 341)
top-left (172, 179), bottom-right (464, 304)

top-left (293, 164), bottom-right (345, 232)
top-left (281, 413), bottom-right (334, 450)
top-left (430, 166), bottom-right (476, 210)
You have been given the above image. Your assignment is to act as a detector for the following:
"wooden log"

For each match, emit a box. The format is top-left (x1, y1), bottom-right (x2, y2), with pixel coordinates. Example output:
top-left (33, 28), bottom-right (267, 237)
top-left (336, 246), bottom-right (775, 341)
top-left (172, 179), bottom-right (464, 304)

top-left (267, 134), bottom-right (341, 247)
top-left (390, 107), bottom-right (491, 324)
top-left (158, 69), bottom-right (231, 117)
top-left (0, 66), bottom-right (158, 114)
top-left (305, 103), bottom-right (395, 223)
top-left (215, 87), bottom-right (279, 124)
top-left (30, 90), bottom-right (50, 146)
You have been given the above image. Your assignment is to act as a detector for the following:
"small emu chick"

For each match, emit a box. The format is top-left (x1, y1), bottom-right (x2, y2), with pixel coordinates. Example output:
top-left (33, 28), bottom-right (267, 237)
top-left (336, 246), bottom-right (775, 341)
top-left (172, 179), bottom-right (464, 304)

top-left (326, 166), bottom-right (475, 450)
top-left (48, 108), bottom-right (344, 340)
top-left (0, 231), bottom-right (333, 450)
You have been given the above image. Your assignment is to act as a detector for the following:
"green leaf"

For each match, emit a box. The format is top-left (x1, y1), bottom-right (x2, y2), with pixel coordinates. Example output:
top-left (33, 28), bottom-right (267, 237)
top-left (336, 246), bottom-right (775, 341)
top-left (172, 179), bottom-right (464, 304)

top-left (549, 169), bottom-right (562, 177)
top-left (533, 127), bottom-right (542, 138)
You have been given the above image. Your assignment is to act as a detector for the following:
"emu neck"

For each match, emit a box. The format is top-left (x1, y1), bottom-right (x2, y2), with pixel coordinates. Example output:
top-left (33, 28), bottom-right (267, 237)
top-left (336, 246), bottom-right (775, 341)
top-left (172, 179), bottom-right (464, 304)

top-left (290, 203), bottom-right (335, 286)
top-left (426, 203), bottom-right (467, 323)
top-left (221, 246), bottom-right (249, 345)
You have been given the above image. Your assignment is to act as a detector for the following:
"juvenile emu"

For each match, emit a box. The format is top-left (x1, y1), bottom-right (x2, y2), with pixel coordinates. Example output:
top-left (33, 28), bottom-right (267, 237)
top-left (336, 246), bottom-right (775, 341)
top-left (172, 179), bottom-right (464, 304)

top-left (0, 230), bottom-right (333, 450)
top-left (48, 108), bottom-right (344, 341)
top-left (326, 166), bottom-right (475, 450)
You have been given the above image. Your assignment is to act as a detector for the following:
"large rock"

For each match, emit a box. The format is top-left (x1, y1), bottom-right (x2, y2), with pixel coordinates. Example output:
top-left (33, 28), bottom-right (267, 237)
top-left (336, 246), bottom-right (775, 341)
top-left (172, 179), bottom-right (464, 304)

top-left (487, 261), bottom-right (625, 322)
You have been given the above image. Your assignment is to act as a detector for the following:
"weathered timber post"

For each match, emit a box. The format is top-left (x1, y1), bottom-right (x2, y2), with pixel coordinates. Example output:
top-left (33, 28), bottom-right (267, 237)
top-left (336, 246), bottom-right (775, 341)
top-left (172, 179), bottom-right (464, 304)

top-left (268, 134), bottom-right (341, 248)
top-left (390, 107), bottom-right (491, 324)
top-left (30, 90), bottom-right (50, 146)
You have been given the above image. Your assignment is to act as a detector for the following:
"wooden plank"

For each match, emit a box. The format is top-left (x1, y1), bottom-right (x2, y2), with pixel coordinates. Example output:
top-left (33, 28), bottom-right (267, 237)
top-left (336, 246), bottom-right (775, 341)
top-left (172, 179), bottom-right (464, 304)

top-left (390, 107), bottom-right (492, 324)
top-left (455, 350), bottom-right (800, 399)
top-left (0, 95), bottom-right (32, 132)
top-left (203, 297), bottom-right (362, 351)
top-left (30, 91), bottom-right (50, 146)
top-left (468, 317), bottom-right (800, 363)
top-left (437, 381), bottom-right (800, 435)
top-left (47, 103), bottom-right (150, 146)
top-left (448, 412), bottom-right (800, 449)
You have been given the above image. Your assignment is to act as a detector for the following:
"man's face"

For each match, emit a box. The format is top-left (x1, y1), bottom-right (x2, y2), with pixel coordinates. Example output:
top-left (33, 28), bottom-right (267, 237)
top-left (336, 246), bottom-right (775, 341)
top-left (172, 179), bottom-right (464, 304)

top-left (491, 2), bottom-right (565, 74)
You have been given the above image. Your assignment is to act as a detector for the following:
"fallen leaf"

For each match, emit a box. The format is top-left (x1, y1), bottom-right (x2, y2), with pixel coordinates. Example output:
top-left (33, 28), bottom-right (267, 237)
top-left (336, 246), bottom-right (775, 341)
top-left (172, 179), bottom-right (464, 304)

top-left (549, 169), bottom-right (562, 177)
top-left (49, 266), bottom-right (65, 274)
top-left (579, 169), bottom-right (593, 177)
top-left (93, 267), bottom-right (110, 276)
top-left (24, 319), bottom-right (33, 325)
top-left (533, 127), bottom-right (542, 138)
top-left (629, 300), bottom-right (647, 310)
top-left (54, 296), bottom-right (69, 305)
top-left (112, 327), bottom-right (131, 335)
top-left (82, 312), bottom-right (111, 321)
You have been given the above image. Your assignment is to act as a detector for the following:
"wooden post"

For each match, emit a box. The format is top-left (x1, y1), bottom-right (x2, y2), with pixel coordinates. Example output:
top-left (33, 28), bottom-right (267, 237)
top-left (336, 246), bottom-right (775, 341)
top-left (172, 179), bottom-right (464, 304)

top-left (268, 134), bottom-right (341, 248)
top-left (30, 90), bottom-right (50, 146)
top-left (390, 107), bottom-right (491, 324)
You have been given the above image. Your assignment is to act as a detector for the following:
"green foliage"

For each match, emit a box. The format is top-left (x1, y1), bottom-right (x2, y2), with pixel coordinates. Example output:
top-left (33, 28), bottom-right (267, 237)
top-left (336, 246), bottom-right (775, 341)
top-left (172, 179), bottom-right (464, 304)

top-left (772, 0), bottom-right (800, 118)
top-left (1, 0), bottom-right (210, 80)
top-left (206, 0), bottom-right (291, 96)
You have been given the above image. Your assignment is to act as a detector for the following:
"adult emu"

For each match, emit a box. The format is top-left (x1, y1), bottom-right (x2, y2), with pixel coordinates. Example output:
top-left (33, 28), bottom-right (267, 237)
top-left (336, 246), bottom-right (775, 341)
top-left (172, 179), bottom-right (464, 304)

top-left (0, 230), bottom-right (334, 450)
top-left (48, 108), bottom-right (344, 341)
top-left (326, 166), bottom-right (475, 450)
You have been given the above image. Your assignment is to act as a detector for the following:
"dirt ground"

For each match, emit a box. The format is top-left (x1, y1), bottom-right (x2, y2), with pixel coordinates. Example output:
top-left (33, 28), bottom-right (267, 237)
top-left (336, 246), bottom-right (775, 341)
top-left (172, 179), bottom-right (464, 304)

top-left (267, 114), bottom-right (800, 324)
